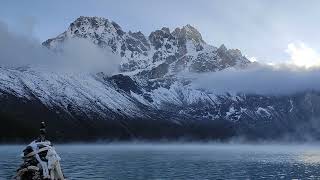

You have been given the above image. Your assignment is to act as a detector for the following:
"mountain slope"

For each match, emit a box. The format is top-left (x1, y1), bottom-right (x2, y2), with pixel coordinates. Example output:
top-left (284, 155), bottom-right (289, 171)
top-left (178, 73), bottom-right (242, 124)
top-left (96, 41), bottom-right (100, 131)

top-left (1, 16), bottom-right (320, 142)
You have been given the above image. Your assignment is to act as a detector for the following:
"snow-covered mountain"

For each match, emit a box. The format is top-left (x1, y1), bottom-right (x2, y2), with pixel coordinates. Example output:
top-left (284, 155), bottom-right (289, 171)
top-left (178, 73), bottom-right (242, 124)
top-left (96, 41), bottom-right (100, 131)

top-left (43, 16), bottom-right (250, 74)
top-left (1, 16), bottom-right (320, 142)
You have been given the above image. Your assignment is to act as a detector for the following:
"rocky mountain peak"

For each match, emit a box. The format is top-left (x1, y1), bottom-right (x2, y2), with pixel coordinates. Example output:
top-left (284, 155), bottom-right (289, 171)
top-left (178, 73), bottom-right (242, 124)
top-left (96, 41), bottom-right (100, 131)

top-left (42, 16), bottom-right (124, 49)
top-left (172, 24), bottom-right (205, 44)
top-left (148, 27), bottom-right (175, 50)
top-left (43, 16), bottom-right (250, 74)
top-left (67, 16), bottom-right (124, 37)
top-left (218, 44), bottom-right (228, 52)
top-left (218, 44), bottom-right (244, 59)
top-left (161, 27), bottom-right (170, 34)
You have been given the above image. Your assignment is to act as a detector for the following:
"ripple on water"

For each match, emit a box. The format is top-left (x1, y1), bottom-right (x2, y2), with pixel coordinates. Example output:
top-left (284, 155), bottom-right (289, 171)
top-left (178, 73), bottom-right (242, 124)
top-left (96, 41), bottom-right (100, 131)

top-left (1, 144), bottom-right (320, 179)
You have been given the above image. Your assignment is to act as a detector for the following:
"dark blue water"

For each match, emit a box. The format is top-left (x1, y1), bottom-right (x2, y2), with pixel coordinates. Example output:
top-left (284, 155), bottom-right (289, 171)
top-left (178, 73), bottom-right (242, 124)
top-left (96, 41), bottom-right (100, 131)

top-left (1, 144), bottom-right (320, 179)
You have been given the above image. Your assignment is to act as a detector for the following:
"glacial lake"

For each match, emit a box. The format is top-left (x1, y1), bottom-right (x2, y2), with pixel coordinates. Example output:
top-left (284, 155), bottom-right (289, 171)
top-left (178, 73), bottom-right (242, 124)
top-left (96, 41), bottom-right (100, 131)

top-left (1, 143), bottom-right (320, 179)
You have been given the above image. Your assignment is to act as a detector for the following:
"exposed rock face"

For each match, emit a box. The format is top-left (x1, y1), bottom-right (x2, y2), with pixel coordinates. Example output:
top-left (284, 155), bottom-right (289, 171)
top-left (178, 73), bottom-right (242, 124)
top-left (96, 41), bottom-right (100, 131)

top-left (43, 16), bottom-right (250, 75)
top-left (1, 16), bottom-right (319, 142)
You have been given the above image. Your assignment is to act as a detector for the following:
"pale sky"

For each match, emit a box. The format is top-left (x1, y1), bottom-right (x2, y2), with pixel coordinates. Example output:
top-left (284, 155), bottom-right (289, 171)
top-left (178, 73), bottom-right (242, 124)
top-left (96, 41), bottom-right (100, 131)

top-left (1, 0), bottom-right (320, 65)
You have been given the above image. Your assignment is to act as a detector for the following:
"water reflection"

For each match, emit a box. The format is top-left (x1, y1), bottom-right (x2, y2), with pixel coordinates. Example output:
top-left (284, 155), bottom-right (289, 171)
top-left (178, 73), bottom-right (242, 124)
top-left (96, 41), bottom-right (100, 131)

top-left (299, 150), bottom-right (320, 164)
top-left (1, 144), bottom-right (320, 179)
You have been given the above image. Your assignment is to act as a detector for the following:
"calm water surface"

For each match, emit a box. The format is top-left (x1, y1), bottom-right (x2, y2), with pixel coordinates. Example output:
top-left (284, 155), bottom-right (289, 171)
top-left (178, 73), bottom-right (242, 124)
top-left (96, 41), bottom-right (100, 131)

top-left (1, 144), bottom-right (320, 179)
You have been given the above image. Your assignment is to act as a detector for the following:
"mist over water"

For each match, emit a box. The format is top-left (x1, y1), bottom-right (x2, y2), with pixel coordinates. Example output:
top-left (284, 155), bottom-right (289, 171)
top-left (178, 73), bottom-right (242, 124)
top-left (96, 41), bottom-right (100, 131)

top-left (2, 143), bottom-right (320, 179)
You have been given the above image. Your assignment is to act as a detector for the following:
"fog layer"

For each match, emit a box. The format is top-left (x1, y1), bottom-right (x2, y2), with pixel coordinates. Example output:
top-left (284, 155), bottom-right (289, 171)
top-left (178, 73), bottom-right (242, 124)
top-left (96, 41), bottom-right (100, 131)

top-left (190, 64), bottom-right (320, 95)
top-left (0, 21), bottom-right (120, 74)
top-left (2, 20), bottom-right (320, 95)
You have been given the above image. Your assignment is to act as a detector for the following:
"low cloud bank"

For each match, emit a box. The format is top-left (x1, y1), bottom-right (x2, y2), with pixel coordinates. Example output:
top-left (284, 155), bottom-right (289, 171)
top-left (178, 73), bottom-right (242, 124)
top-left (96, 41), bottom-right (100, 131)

top-left (189, 64), bottom-right (320, 95)
top-left (0, 21), bottom-right (120, 74)
top-left (2, 21), bottom-right (320, 95)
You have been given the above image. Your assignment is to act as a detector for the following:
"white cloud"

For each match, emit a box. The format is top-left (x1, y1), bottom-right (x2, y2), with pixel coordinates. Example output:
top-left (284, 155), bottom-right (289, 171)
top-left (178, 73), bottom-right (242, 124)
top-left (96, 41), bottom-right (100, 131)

top-left (57, 38), bottom-right (121, 74)
top-left (0, 21), bottom-right (120, 75)
top-left (285, 42), bottom-right (320, 68)
top-left (187, 42), bottom-right (320, 95)
top-left (187, 61), bottom-right (320, 95)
